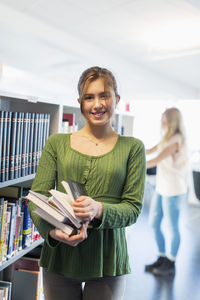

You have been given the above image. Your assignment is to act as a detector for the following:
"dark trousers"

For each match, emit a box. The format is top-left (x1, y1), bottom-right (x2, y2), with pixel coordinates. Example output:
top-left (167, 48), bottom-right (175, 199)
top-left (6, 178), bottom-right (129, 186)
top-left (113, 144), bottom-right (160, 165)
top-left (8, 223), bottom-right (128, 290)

top-left (43, 268), bottom-right (126, 300)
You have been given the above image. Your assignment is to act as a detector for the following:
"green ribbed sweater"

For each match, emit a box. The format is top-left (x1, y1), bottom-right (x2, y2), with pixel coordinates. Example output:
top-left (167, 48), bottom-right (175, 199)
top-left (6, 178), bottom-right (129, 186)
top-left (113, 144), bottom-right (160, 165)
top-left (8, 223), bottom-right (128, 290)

top-left (28, 133), bottom-right (146, 279)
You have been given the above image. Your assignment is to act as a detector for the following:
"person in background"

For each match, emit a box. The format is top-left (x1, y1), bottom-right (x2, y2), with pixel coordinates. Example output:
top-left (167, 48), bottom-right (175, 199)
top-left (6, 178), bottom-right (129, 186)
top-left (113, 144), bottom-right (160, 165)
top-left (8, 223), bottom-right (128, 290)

top-left (28, 66), bottom-right (146, 300)
top-left (145, 107), bottom-right (188, 276)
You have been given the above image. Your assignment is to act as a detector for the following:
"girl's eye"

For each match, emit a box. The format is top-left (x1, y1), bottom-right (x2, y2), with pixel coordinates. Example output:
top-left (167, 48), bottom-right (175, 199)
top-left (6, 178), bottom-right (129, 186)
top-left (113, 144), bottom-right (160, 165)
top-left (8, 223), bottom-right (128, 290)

top-left (100, 93), bottom-right (111, 99)
top-left (83, 95), bottom-right (93, 101)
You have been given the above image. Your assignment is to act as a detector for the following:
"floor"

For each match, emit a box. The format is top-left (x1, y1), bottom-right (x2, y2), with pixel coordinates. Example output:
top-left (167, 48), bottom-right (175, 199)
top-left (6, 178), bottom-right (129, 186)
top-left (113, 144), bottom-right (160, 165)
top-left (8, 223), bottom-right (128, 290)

top-left (124, 182), bottom-right (200, 300)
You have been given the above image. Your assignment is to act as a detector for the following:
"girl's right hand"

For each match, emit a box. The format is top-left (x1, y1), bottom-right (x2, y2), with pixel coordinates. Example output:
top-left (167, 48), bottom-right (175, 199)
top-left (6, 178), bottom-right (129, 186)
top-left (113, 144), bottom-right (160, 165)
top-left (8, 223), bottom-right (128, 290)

top-left (49, 222), bottom-right (88, 247)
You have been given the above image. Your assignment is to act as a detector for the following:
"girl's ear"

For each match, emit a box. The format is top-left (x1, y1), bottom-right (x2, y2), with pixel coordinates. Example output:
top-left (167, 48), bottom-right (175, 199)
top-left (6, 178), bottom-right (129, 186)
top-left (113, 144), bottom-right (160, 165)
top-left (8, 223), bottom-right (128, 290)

top-left (77, 98), bottom-right (81, 104)
top-left (116, 95), bottom-right (120, 106)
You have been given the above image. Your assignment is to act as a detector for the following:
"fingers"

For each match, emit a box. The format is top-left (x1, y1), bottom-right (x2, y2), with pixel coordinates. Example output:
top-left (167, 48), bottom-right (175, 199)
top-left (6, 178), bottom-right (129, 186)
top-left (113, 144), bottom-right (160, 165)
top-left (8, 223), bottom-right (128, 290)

top-left (49, 223), bottom-right (88, 247)
top-left (73, 197), bottom-right (96, 221)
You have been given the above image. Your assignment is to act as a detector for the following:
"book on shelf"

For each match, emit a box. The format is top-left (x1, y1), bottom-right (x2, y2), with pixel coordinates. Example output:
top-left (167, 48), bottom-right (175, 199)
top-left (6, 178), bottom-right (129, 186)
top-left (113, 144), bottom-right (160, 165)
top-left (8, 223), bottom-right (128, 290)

top-left (21, 199), bottom-right (33, 249)
top-left (0, 111), bottom-right (4, 182)
top-left (0, 280), bottom-right (12, 300)
top-left (28, 113), bottom-right (35, 175)
top-left (0, 199), bottom-right (8, 264)
top-left (13, 256), bottom-right (43, 300)
top-left (26, 179), bottom-right (87, 235)
top-left (14, 112), bottom-right (21, 179)
top-left (9, 111), bottom-right (17, 180)
top-left (32, 113), bottom-right (39, 174)
top-left (63, 112), bottom-right (75, 133)
top-left (1, 111), bottom-right (8, 183)
top-left (5, 111), bottom-right (12, 182)
top-left (12, 268), bottom-right (42, 300)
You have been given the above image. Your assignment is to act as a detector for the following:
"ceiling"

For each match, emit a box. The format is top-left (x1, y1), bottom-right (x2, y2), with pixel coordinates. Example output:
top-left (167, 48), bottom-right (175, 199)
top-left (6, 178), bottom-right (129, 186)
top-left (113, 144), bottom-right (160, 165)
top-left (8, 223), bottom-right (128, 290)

top-left (0, 0), bottom-right (200, 106)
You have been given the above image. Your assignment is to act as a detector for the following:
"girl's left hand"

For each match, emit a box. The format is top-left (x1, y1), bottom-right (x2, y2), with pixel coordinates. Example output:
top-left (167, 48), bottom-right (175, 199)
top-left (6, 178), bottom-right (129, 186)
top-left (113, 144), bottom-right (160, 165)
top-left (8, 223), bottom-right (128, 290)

top-left (72, 196), bottom-right (103, 222)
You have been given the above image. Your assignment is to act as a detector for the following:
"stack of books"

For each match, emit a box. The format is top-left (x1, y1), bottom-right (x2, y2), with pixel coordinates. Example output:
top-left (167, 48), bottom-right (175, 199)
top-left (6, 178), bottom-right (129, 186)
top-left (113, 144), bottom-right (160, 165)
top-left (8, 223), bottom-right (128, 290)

top-left (26, 179), bottom-right (87, 236)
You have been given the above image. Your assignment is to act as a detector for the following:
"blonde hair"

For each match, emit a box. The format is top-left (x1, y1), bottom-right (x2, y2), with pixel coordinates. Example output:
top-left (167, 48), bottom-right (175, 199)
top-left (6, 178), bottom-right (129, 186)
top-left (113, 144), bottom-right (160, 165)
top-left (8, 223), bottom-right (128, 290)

top-left (161, 107), bottom-right (186, 145)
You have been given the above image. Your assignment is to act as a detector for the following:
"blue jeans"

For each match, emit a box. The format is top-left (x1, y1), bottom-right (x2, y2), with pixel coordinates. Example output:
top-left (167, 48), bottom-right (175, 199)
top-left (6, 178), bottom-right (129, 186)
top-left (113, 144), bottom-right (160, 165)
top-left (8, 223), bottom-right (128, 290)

top-left (149, 192), bottom-right (186, 258)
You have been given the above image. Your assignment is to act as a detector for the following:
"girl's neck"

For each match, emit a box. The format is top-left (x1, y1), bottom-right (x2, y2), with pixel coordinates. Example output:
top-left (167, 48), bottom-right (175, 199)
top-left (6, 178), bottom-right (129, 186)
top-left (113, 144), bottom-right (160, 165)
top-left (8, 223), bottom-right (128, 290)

top-left (81, 123), bottom-right (116, 139)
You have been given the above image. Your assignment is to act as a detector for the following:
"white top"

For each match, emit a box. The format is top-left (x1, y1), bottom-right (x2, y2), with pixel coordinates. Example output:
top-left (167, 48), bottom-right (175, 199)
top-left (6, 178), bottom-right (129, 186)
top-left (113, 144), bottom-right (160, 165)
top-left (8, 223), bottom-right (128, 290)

top-left (156, 134), bottom-right (188, 197)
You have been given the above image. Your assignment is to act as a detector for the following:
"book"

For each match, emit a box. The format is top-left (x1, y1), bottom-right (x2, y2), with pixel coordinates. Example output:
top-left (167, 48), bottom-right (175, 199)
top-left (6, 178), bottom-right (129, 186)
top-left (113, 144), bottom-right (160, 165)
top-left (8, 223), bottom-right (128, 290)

top-left (18, 112), bottom-right (24, 178)
top-left (0, 111), bottom-right (4, 182)
top-left (26, 191), bottom-right (76, 235)
top-left (6, 202), bottom-right (17, 258)
top-left (49, 189), bottom-right (81, 228)
top-left (21, 112), bottom-right (28, 177)
top-left (0, 281), bottom-right (12, 300)
top-left (26, 180), bottom-right (87, 235)
top-left (5, 111), bottom-right (12, 181)
top-left (1, 111), bottom-right (8, 182)
top-left (28, 113), bottom-right (35, 175)
top-left (14, 112), bottom-right (21, 179)
top-left (34, 207), bottom-right (75, 236)
top-left (21, 199), bottom-right (33, 249)
top-left (0, 200), bottom-right (7, 264)
top-left (12, 268), bottom-right (42, 300)
top-left (63, 113), bottom-right (75, 133)
top-left (32, 113), bottom-right (39, 173)
top-left (62, 179), bottom-right (87, 201)
top-left (9, 111), bottom-right (17, 180)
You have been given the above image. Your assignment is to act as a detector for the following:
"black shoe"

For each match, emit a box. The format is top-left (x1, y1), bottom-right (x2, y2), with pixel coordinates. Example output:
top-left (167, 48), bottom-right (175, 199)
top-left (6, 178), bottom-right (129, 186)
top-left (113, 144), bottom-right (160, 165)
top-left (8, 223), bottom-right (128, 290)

top-left (152, 258), bottom-right (175, 276)
top-left (145, 256), bottom-right (167, 273)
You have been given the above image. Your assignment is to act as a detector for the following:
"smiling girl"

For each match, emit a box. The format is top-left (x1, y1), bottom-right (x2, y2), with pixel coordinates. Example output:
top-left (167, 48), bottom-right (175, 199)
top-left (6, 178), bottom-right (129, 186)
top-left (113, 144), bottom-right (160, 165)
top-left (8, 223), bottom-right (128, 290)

top-left (28, 66), bottom-right (146, 300)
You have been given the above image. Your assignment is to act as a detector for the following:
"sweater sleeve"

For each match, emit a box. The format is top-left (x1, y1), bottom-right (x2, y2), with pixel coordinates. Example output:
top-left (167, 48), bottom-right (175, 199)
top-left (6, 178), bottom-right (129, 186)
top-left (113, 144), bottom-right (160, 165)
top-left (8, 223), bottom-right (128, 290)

top-left (28, 134), bottom-right (60, 247)
top-left (96, 140), bottom-right (146, 229)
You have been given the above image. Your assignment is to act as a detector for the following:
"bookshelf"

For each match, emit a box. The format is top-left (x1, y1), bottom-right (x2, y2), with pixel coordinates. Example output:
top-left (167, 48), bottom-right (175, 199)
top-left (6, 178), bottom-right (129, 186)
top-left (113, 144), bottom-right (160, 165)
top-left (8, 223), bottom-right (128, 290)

top-left (0, 92), bottom-right (53, 292)
top-left (0, 238), bottom-right (43, 273)
top-left (0, 174), bottom-right (35, 189)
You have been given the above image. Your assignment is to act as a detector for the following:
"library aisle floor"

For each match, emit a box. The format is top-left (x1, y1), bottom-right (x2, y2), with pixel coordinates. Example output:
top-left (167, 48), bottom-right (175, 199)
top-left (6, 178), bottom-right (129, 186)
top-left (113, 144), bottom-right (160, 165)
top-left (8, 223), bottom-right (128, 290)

top-left (124, 189), bottom-right (200, 300)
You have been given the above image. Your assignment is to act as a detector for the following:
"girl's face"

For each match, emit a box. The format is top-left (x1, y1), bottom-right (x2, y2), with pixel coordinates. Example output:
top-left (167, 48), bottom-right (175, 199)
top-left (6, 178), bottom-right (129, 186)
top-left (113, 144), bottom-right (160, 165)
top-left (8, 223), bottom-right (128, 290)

top-left (78, 78), bottom-right (120, 127)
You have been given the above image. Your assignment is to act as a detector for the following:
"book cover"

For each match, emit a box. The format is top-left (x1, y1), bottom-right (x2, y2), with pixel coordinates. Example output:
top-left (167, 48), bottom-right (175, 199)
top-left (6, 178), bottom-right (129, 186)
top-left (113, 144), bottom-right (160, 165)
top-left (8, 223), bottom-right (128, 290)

top-left (28, 113), bottom-right (35, 175)
top-left (0, 198), bottom-right (4, 241)
top-left (63, 113), bottom-right (75, 126)
top-left (63, 113), bottom-right (75, 133)
top-left (21, 199), bottom-right (33, 249)
top-left (36, 114), bottom-right (42, 170)
top-left (12, 268), bottom-right (41, 300)
top-left (62, 179), bottom-right (87, 201)
top-left (28, 113), bottom-right (34, 174)
top-left (14, 112), bottom-right (20, 179)
top-left (0, 186), bottom-right (21, 199)
top-left (48, 189), bottom-right (81, 229)
top-left (34, 207), bottom-right (75, 236)
top-left (18, 112), bottom-right (24, 178)
top-left (25, 113), bottom-right (31, 176)
top-left (5, 111), bottom-right (12, 181)
top-left (26, 191), bottom-right (69, 224)
top-left (21, 112), bottom-right (28, 177)
top-left (0, 281), bottom-right (12, 300)
top-left (45, 113), bottom-right (50, 142)
top-left (32, 113), bottom-right (39, 173)
top-left (1, 111), bottom-right (8, 182)
top-left (6, 202), bottom-right (17, 258)
top-left (9, 111), bottom-right (17, 180)
top-left (0, 111), bottom-right (4, 182)
top-left (0, 200), bottom-right (8, 264)
top-left (2, 210), bottom-right (11, 262)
